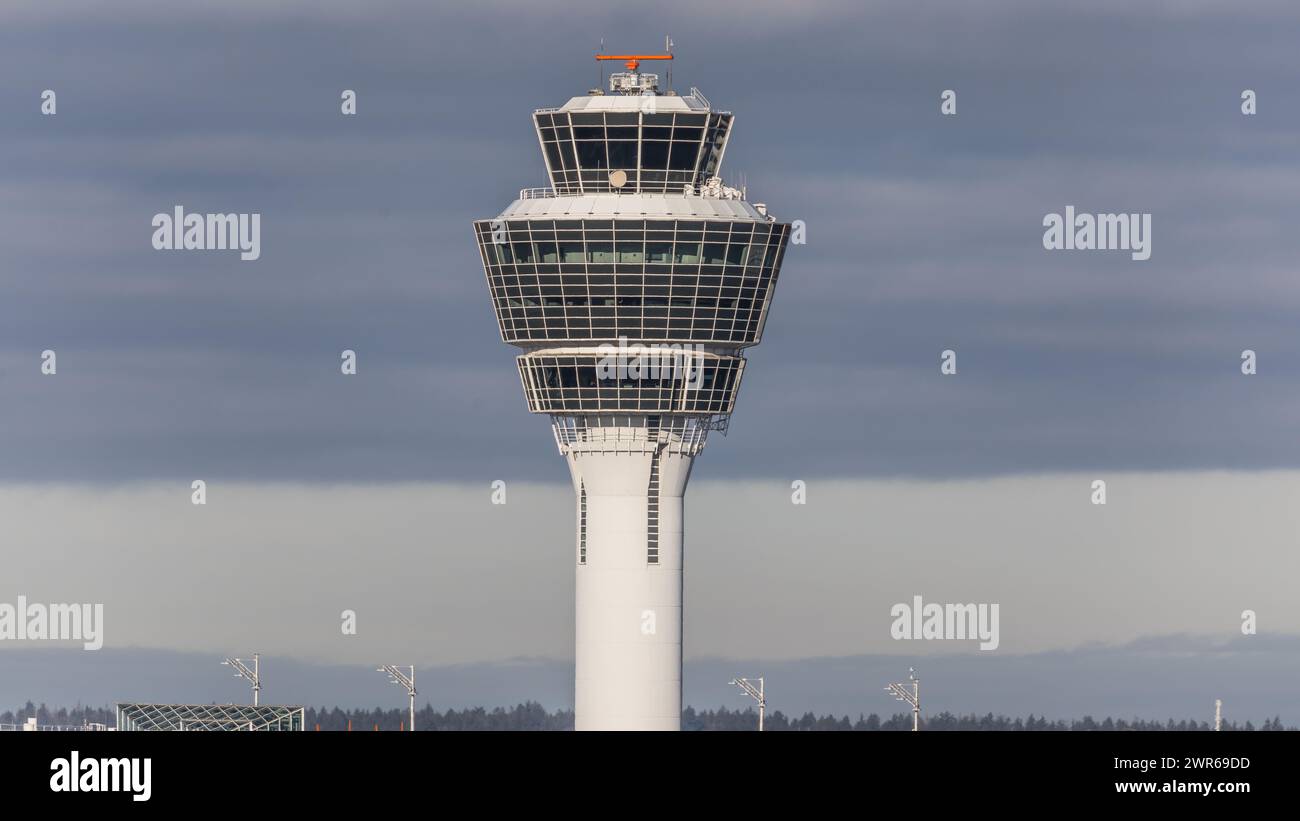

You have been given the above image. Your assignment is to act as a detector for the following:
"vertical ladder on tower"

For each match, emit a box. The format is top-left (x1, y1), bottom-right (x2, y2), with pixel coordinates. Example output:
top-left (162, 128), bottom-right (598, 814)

top-left (578, 481), bottom-right (587, 565)
top-left (647, 450), bottom-right (660, 565)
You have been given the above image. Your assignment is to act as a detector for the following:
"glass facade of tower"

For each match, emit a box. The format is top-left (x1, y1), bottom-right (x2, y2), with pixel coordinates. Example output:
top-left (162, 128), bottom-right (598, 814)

top-left (473, 218), bottom-right (789, 345)
top-left (478, 87), bottom-right (790, 425)
top-left (518, 353), bottom-right (745, 414)
top-left (534, 110), bottom-right (733, 194)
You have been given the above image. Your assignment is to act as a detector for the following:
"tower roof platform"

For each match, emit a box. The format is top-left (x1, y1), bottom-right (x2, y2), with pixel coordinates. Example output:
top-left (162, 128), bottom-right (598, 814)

top-left (545, 90), bottom-right (717, 115)
top-left (497, 191), bottom-right (769, 221)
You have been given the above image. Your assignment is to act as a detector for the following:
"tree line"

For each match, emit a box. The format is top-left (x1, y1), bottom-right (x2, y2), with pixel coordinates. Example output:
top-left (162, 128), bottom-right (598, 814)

top-left (2, 701), bottom-right (1292, 731)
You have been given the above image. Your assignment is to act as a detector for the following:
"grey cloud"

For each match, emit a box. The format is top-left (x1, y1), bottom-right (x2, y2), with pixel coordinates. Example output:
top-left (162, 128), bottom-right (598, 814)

top-left (3, 2), bottom-right (1300, 481)
top-left (2, 476), bottom-right (1295, 662)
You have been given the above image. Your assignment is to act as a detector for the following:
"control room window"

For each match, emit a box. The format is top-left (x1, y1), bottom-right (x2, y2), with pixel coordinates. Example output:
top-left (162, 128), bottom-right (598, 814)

top-left (640, 140), bottom-right (669, 170)
top-left (668, 142), bottom-right (698, 170)
top-left (607, 140), bottom-right (637, 169)
top-left (577, 141), bottom-right (607, 169)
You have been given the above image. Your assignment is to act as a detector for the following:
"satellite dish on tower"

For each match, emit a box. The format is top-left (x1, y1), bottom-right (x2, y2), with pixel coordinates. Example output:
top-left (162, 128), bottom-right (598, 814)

top-left (608, 169), bottom-right (628, 189)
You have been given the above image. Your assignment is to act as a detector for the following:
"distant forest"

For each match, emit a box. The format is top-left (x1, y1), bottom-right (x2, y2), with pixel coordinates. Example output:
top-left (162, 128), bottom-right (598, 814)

top-left (4, 701), bottom-right (1294, 731)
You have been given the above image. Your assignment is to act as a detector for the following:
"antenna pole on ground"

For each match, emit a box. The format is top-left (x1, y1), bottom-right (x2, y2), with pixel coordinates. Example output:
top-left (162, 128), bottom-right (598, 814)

top-left (730, 677), bottom-right (766, 731)
top-left (885, 667), bottom-right (920, 731)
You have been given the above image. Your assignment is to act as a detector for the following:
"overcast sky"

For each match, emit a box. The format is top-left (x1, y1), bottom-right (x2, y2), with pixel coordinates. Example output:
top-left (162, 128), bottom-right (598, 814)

top-left (2, 1), bottom-right (1299, 717)
top-left (4, 0), bottom-right (1300, 481)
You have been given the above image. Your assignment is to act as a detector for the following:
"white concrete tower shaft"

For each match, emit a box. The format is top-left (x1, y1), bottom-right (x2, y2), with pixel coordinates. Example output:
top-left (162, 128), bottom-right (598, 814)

top-left (565, 426), bottom-right (698, 730)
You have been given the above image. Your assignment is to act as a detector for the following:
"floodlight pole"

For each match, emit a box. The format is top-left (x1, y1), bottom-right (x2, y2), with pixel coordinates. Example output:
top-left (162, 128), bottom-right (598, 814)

top-left (378, 664), bottom-right (417, 731)
top-left (730, 677), bottom-right (765, 731)
top-left (1215, 699), bottom-right (1222, 732)
top-left (885, 667), bottom-right (920, 731)
top-left (223, 653), bottom-right (260, 706)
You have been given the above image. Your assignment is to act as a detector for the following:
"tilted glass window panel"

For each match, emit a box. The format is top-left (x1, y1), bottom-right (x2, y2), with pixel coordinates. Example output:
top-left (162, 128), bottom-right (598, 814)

top-left (544, 141), bottom-right (563, 171)
top-left (576, 140), bottom-right (607, 169)
top-left (672, 126), bottom-right (704, 143)
top-left (559, 242), bottom-right (585, 263)
top-left (668, 142), bottom-right (698, 170)
top-left (512, 242), bottom-right (535, 264)
top-left (641, 140), bottom-right (671, 171)
top-left (616, 241), bottom-right (644, 264)
top-left (702, 244), bottom-right (727, 265)
top-left (646, 242), bottom-right (673, 263)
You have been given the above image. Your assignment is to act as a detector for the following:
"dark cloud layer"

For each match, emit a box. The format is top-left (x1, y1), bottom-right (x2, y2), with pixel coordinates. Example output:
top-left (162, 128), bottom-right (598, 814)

top-left (3, 1), bottom-right (1300, 481)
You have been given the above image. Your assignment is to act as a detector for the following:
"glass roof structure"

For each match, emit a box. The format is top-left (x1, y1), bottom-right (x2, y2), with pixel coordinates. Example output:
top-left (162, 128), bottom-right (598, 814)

top-left (115, 703), bottom-right (305, 732)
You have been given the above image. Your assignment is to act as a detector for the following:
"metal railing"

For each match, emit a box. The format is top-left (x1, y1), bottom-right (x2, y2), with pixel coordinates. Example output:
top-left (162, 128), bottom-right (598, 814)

top-left (518, 179), bottom-right (746, 201)
top-left (0, 722), bottom-right (110, 731)
top-left (534, 87), bottom-right (722, 117)
top-left (550, 414), bottom-right (718, 456)
top-left (519, 187), bottom-right (559, 199)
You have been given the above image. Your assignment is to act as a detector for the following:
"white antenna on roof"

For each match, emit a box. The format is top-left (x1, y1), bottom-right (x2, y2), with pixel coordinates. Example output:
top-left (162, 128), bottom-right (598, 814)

top-left (598, 38), bottom-right (605, 90)
top-left (666, 35), bottom-right (674, 91)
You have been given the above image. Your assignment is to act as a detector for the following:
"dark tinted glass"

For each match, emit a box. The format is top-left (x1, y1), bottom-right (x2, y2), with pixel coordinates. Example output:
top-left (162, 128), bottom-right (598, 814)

top-left (640, 141), bottom-right (670, 169)
top-left (669, 142), bottom-right (699, 169)
top-left (544, 142), bottom-right (562, 170)
top-left (577, 141), bottom-right (607, 169)
top-left (607, 141), bottom-right (637, 168)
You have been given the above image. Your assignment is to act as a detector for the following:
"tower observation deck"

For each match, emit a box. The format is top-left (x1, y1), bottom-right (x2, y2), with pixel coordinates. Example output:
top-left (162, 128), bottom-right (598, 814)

top-left (472, 54), bottom-right (791, 730)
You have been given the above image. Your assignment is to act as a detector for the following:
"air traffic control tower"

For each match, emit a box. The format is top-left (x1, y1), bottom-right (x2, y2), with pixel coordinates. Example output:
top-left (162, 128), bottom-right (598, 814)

top-left (473, 53), bottom-right (791, 730)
